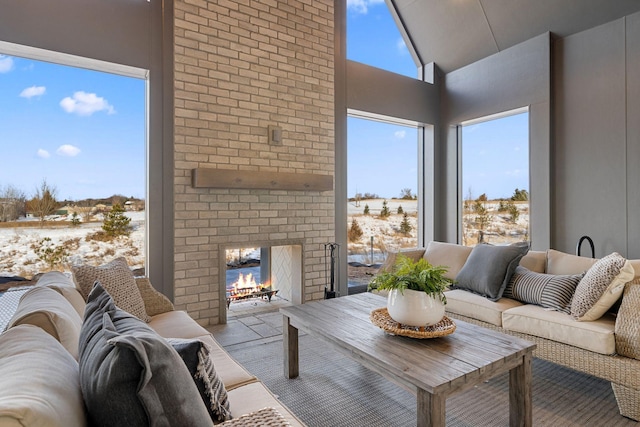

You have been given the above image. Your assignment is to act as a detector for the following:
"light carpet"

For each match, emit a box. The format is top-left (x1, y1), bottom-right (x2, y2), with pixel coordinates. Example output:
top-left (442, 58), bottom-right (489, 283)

top-left (227, 334), bottom-right (637, 427)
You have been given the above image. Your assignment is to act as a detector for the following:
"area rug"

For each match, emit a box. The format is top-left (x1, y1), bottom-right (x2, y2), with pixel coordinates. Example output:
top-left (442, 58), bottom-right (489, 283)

top-left (227, 334), bottom-right (637, 427)
top-left (0, 287), bottom-right (31, 332)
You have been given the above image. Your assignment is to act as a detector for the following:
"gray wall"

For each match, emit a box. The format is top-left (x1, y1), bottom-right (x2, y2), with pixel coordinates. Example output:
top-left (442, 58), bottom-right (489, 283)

top-left (554, 15), bottom-right (639, 258)
top-left (0, 0), bottom-right (151, 69)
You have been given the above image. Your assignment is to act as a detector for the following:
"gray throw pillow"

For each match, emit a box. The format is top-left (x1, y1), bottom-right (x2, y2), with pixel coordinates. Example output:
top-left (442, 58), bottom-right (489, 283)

top-left (78, 282), bottom-right (212, 427)
top-left (454, 242), bottom-right (529, 301)
top-left (167, 338), bottom-right (232, 423)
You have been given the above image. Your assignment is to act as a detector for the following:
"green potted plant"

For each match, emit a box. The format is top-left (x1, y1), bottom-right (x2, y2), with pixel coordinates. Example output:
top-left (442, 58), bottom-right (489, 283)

top-left (368, 254), bottom-right (451, 326)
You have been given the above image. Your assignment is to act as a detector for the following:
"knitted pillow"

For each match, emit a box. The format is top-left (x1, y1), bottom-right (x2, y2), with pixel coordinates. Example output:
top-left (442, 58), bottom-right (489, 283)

top-left (504, 266), bottom-right (584, 313)
top-left (167, 338), bottom-right (232, 423)
top-left (72, 257), bottom-right (150, 322)
top-left (571, 252), bottom-right (634, 321)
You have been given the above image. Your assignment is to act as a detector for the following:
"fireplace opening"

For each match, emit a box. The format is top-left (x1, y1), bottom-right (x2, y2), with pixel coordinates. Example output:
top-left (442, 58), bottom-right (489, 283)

top-left (224, 244), bottom-right (302, 316)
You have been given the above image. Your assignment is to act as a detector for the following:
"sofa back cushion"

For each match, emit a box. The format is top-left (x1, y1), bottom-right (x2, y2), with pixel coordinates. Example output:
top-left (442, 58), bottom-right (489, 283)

top-left (546, 249), bottom-right (598, 275)
top-left (35, 271), bottom-right (86, 318)
top-left (0, 324), bottom-right (86, 427)
top-left (519, 250), bottom-right (546, 273)
top-left (79, 282), bottom-right (213, 427)
top-left (7, 286), bottom-right (83, 359)
top-left (423, 241), bottom-right (472, 280)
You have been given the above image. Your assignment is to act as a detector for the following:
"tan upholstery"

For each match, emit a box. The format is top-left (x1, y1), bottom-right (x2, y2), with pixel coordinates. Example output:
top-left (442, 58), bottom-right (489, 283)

top-left (149, 310), bottom-right (211, 338)
top-left (34, 271), bottom-right (86, 318)
top-left (519, 250), bottom-right (546, 273)
top-left (0, 325), bottom-right (86, 427)
top-left (502, 304), bottom-right (616, 355)
top-left (444, 289), bottom-right (523, 326)
top-left (546, 249), bottom-right (598, 275)
top-left (8, 287), bottom-right (83, 359)
top-left (423, 241), bottom-right (472, 280)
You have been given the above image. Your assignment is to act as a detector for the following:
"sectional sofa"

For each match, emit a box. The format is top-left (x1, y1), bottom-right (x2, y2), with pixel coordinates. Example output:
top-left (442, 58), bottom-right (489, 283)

top-left (380, 241), bottom-right (640, 421)
top-left (0, 259), bottom-right (304, 426)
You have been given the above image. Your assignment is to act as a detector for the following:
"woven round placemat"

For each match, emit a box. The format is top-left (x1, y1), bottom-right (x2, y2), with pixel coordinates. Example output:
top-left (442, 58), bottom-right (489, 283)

top-left (370, 307), bottom-right (456, 339)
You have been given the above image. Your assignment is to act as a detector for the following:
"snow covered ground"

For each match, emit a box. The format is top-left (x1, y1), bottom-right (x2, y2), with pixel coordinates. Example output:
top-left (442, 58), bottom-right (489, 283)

top-left (0, 211), bottom-right (145, 278)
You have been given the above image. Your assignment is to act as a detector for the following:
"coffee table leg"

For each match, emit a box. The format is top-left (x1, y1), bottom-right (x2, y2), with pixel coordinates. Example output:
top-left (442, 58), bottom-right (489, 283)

top-left (417, 388), bottom-right (445, 427)
top-left (509, 352), bottom-right (533, 427)
top-left (283, 314), bottom-right (299, 379)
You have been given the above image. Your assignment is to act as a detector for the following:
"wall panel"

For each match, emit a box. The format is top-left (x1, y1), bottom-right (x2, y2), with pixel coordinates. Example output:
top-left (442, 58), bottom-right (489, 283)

top-left (553, 19), bottom-right (627, 256)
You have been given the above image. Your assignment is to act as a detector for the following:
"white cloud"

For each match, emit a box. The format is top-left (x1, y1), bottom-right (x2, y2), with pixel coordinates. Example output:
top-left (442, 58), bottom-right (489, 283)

top-left (397, 38), bottom-right (408, 54)
top-left (20, 85), bottom-right (46, 99)
top-left (394, 130), bottom-right (406, 139)
top-left (0, 55), bottom-right (14, 73)
top-left (347, 0), bottom-right (385, 14)
top-left (505, 169), bottom-right (522, 176)
top-left (60, 91), bottom-right (115, 116)
top-left (56, 144), bottom-right (81, 157)
top-left (37, 149), bottom-right (50, 159)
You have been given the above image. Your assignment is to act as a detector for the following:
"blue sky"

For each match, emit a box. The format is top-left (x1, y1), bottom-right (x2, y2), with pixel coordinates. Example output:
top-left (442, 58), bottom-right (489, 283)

top-left (0, 55), bottom-right (145, 201)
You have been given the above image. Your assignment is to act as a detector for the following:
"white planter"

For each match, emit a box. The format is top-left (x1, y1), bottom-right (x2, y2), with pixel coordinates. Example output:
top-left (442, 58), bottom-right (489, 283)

top-left (386, 288), bottom-right (445, 327)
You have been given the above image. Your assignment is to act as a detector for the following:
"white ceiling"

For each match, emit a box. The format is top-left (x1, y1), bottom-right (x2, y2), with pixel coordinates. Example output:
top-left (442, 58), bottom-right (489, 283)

top-left (389, 0), bottom-right (640, 73)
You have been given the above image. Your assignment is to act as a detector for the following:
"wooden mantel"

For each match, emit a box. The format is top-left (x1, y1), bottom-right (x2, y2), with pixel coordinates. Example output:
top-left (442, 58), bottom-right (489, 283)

top-left (191, 168), bottom-right (333, 191)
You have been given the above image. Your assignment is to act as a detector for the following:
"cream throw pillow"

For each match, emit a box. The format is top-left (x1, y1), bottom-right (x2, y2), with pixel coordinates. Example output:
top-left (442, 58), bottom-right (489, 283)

top-left (72, 257), bottom-right (150, 322)
top-left (571, 252), bottom-right (634, 321)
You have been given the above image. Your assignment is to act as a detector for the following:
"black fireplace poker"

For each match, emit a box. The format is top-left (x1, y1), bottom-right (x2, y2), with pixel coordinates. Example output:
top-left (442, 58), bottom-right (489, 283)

top-left (324, 242), bottom-right (339, 299)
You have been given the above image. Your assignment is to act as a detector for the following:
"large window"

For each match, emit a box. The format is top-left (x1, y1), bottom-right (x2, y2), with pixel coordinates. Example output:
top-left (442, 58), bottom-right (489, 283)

top-left (461, 110), bottom-right (529, 246)
top-left (0, 51), bottom-right (146, 278)
top-left (347, 116), bottom-right (419, 290)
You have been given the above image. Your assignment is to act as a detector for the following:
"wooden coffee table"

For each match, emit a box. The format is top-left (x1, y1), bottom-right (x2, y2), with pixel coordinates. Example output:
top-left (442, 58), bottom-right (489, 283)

top-left (281, 292), bottom-right (535, 427)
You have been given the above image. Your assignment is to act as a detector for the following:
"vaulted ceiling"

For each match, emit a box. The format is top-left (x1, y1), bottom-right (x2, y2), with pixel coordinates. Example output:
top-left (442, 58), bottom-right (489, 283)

top-left (389, 0), bottom-right (640, 73)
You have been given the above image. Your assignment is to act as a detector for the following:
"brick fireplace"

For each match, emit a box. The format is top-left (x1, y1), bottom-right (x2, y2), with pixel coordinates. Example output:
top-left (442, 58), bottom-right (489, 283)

top-left (172, 0), bottom-right (335, 326)
top-left (222, 241), bottom-right (303, 317)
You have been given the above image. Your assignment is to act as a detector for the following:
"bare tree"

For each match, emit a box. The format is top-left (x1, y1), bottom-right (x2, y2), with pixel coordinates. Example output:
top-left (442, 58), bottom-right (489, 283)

top-left (30, 179), bottom-right (58, 227)
top-left (0, 185), bottom-right (26, 222)
top-left (76, 199), bottom-right (94, 223)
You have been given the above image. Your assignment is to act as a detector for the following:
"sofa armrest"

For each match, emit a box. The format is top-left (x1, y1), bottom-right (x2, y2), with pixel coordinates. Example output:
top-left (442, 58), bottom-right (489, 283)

top-left (378, 248), bottom-right (426, 274)
top-left (135, 277), bottom-right (174, 317)
top-left (615, 278), bottom-right (640, 359)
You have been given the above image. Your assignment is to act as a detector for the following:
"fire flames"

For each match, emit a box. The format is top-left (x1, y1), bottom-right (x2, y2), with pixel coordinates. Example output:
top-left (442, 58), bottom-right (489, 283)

top-left (228, 272), bottom-right (271, 297)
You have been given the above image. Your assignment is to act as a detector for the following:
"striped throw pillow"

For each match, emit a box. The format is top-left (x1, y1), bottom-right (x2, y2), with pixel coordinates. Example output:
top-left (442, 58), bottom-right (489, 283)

top-left (504, 266), bottom-right (584, 313)
top-left (167, 338), bottom-right (232, 423)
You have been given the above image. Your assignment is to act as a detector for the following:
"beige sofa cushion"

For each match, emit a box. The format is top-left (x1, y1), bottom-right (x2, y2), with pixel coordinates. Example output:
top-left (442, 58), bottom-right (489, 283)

top-left (628, 259), bottom-right (640, 279)
top-left (7, 286), bottom-right (83, 359)
top-left (227, 381), bottom-right (305, 426)
top-left (0, 325), bottom-right (86, 427)
top-left (444, 289), bottom-right (523, 326)
top-left (149, 310), bottom-right (211, 338)
top-left (519, 250), bottom-right (546, 273)
top-left (502, 304), bottom-right (616, 355)
top-left (546, 249), bottom-right (598, 275)
top-left (35, 271), bottom-right (86, 318)
top-left (149, 310), bottom-right (257, 390)
top-left (423, 241), bottom-right (472, 280)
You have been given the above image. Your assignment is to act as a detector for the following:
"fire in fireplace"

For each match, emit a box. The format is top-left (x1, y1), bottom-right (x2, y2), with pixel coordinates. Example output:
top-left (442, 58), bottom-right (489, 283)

top-left (226, 272), bottom-right (278, 308)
